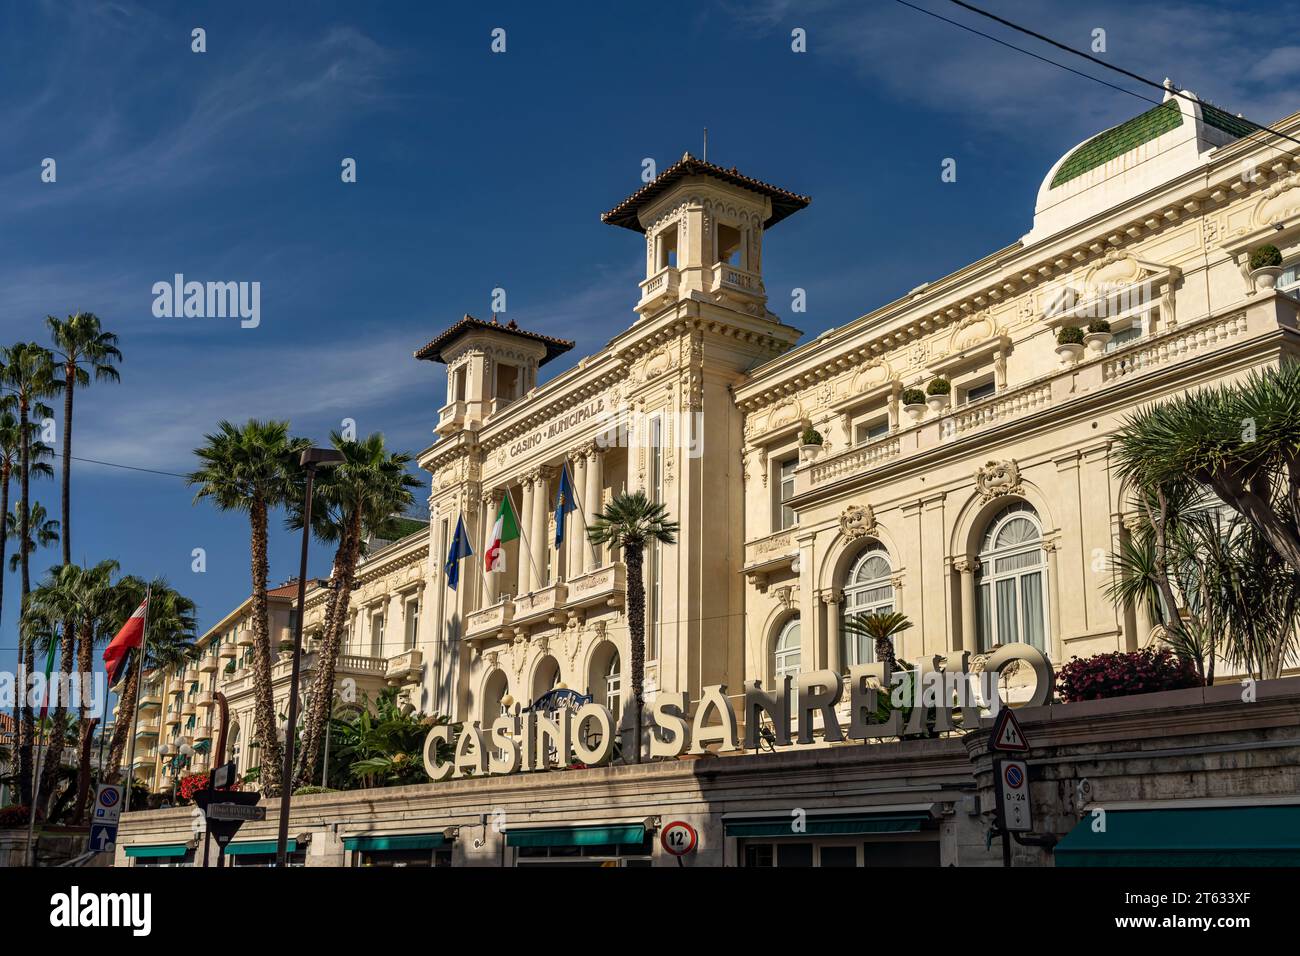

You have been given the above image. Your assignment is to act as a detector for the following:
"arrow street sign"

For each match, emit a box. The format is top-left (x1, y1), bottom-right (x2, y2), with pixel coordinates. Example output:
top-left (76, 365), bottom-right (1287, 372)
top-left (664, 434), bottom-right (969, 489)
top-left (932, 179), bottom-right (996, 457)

top-left (990, 707), bottom-right (1030, 753)
top-left (207, 803), bottom-right (267, 822)
top-left (90, 822), bottom-right (118, 853)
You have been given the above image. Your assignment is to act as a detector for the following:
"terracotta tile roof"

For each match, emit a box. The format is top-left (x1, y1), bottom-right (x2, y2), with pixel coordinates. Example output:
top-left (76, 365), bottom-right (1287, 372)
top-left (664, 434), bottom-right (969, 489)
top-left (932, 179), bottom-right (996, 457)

top-left (413, 314), bottom-right (575, 367)
top-left (267, 578), bottom-right (325, 599)
top-left (601, 153), bottom-right (811, 232)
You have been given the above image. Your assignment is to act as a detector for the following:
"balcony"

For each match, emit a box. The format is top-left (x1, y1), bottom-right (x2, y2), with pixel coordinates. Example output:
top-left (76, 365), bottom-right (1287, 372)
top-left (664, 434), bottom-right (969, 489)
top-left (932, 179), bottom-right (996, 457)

top-left (181, 700), bottom-right (196, 718)
top-left (708, 261), bottom-right (764, 307)
top-left (138, 692), bottom-right (162, 710)
top-left (219, 643), bottom-right (237, 660)
top-left (199, 655), bottom-right (218, 673)
top-left (193, 724), bottom-right (212, 741)
top-left (236, 630), bottom-right (254, 647)
top-left (164, 711), bottom-right (182, 727)
top-left (437, 399), bottom-right (469, 433)
top-left (135, 718), bottom-right (160, 737)
top-left (795, 305), bottom-right (1263, 499)
top-left (197, 691), bottom-right (214, 708)
top-left (385, 649), bottom-right (423, 686)
top-left (513, 582), bottom-right (569, 627)
top-left (466, 565), bottom-right (627, 643)
top-left (167, 679), bottom-right (183, 696)
top-left (183, 667), bottom-right (199, 683)
top-left (636, 266), bottom-right (680, 314)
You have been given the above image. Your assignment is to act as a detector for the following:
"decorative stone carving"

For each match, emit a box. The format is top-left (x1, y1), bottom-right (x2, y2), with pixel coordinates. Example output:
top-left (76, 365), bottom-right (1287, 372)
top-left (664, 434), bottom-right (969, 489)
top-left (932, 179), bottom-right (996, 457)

top-left (773, 585), bottom-right (798, 610)
top-left (975, 460), bottom-right (1023, 500)
top-left (839, 503), bottom-right (876, 540)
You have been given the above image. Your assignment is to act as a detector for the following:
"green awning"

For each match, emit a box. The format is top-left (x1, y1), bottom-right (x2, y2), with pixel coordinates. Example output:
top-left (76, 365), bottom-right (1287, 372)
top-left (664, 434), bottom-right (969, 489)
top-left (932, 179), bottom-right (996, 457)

top-left (506, 824), bottom-right (646, 848)
top-left (225, 839), bottom-right (296, 856)
top-left (725, 812), bottom-right (930, 839)
top-left (344, 833), bottom-right (447, 852)
top-left (1056, 806), bottom-right (1300, 867)
top-left (125, 844), bottom-right (188, 858)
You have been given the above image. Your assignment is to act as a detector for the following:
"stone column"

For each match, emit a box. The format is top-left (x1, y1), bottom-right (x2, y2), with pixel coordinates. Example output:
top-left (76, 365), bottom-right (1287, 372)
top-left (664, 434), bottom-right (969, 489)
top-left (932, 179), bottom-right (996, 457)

top-left (517, 478), bottom-right (534, 595)
top-left (822, 590), bottom-right (843, 675)
top-left (585, 447), bottom-right (604, 569)
top-left (569, 452), bottom-right (588, 578)
top-left (530, 468), bottom-right (550, 588)
top-left (955, 556), bottom-right (977, 652)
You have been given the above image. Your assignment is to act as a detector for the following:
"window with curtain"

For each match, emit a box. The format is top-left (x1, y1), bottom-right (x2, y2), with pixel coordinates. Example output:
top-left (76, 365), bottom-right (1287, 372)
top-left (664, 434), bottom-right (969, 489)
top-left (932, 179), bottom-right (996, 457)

top-left (841, 548), bottom-right (894, 666)
top-left (773, 617), bottom-right (801, 687)
top-left (976, 502), bottom-right (1047, 652)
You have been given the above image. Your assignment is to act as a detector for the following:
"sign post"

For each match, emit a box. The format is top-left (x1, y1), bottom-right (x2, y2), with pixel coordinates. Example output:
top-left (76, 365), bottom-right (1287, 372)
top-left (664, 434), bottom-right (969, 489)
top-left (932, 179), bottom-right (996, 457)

top-left (89, 783), bottom-right (124, 855)
top-left (989, 708), bottom-right (1032, 867)
top-left (193, 785), bottom-right (261, 868)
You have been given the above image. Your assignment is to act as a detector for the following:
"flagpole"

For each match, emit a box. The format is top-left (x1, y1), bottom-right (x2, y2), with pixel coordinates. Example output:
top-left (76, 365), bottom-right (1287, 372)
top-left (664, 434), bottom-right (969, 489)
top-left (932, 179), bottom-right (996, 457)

top-left (122, 584), bottom-right (152, 814)
top-left (507, 483), bottom-right (545, 593)
top-left (559, 458), bottom-right (595, 572)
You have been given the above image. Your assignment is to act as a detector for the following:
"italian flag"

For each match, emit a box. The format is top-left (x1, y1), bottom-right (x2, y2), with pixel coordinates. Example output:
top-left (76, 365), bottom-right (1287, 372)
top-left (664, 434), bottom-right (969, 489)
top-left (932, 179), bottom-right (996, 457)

top-left (103, 597), bottom-right (148, 687)
top-left (485, 494), bottom-right (520, 573)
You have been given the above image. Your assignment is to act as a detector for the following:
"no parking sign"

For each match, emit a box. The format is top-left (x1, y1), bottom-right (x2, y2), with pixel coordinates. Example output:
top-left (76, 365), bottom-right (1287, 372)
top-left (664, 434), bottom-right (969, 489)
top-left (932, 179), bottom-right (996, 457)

top-left (994, 758), bottom-right (1032, 832)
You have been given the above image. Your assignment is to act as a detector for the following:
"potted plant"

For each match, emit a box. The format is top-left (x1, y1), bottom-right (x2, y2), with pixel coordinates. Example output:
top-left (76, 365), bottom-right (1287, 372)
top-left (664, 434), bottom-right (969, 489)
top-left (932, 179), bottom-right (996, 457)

top-left (1056, 325), bottom-right (1085, 365)
top-left (1084, 319), bottom-right (1112, 353)
top-left (901, 387), bottom-right (928, 422)
top-left (798, 425), bottom-right (824, 463)
top-left (1249, 244), bottom-right (1284, 291)
top-left (925, 377), bottom-right (951, 412)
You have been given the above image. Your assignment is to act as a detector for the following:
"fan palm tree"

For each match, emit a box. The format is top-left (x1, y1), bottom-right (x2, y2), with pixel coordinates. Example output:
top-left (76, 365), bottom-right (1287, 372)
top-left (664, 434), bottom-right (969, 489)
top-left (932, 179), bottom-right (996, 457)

top-left (290, 432), bottom-right (420, 791)
top-left (186, 419), bottom-right (309, 796)
top-left (841, 610), bottom-right (911, 673)
top-left (0, 342), bottom-right (57, 807)
top-left (586, 491), bottom-right (678, 763)
top-left (104, 577), bottom-right (198, 780)
top-left (46, 313), bottom-right (122, 565)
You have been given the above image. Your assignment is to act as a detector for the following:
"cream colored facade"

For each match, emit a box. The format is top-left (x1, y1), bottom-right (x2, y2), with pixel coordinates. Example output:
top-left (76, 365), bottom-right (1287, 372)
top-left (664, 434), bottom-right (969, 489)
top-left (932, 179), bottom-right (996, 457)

top-left (112, 87), bottom-right (1300, 868)
top-left (137, 86), bottom-right (1300, 792)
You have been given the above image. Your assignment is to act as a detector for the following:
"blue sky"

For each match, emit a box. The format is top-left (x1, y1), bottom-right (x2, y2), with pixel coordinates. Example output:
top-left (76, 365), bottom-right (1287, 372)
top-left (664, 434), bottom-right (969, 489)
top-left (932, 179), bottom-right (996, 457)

top-left (1, 0), bottom-right (1297, 706)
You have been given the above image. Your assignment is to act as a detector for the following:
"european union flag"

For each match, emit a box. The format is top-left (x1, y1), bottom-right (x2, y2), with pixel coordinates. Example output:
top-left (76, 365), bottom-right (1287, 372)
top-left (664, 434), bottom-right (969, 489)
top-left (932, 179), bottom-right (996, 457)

top-left (554, 464), bottom-right (577, 548)
top-left (444, 515), bottom-right (473, 590)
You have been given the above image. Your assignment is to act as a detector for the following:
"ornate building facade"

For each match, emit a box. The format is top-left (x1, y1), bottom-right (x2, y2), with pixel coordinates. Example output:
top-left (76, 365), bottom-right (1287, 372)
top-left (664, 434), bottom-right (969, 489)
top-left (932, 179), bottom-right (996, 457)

top-left (117, 86), bottom-right (1300, 866)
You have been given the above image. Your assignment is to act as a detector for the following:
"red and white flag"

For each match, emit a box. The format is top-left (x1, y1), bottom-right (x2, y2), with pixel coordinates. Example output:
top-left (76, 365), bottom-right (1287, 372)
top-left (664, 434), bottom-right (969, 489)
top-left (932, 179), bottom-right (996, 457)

top-left (103, 598), bottom-right (148, 686)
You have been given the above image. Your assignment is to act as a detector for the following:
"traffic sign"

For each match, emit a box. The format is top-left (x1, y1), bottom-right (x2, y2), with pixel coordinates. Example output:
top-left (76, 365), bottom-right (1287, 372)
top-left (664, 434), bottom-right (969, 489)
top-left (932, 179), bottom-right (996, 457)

top-left (90, 822), bottom-right (117, 853)
top-left (660, 820), bottom-right (698, 857)
top-left (93, 783), bottom-right (123, 824)
top-left (989, 707), bottom-right (1030, 753)
top-left (207, 803), bottom-right (266, 822)
top-left (211, 761), bottom-right (237, 790)
top-left (994, 757), bottom-right (1032, 832)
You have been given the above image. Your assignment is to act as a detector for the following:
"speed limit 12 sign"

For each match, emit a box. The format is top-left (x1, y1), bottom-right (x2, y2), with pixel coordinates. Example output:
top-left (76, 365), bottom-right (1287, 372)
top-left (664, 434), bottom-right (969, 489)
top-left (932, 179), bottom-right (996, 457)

top-left (660, 820), bottom-right (698, 857)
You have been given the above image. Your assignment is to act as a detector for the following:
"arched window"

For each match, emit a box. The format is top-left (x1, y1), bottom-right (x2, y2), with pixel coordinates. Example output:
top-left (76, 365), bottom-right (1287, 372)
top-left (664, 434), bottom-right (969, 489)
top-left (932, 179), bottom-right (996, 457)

top-left (603, 653), bottom-right (622, 718)
top-left (842, 547), bottom-right (895, 665)
top-left (977, 502), bottom-right (1047, 651)
top-left (773, 617), bottom-right (801, 686)
top-left (531, 656), bottom-right (561, 705)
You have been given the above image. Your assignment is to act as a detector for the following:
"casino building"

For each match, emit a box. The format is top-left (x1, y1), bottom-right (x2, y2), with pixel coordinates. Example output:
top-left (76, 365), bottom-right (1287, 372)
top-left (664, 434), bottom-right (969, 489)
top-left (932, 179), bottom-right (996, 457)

top-left (116, 85), bottom-right (1300, 867)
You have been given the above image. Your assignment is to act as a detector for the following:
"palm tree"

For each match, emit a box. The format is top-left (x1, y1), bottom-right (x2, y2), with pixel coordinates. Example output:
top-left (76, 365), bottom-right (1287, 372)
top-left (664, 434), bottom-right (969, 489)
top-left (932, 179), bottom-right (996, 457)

top-left (5, 501), bottom-right (60, 573)
top-left (586, 491), bottom-right (678, 763)
top-left (24, 569), bottom-right (76, 818)
top-left (1113, 362), bottom-right (1300, 576)
top-left (46, 313), bottom-right (122, 566)
top-left (841, 611), bottom-right (911, 672)
top-left (104, 577), bottom-right (198, 780)
top-left (290, 432), bottom-right (420, 791)
top-left (186, 420), bottom-right (309, 796)
top-left (0, 342), bottom-right (57, 807)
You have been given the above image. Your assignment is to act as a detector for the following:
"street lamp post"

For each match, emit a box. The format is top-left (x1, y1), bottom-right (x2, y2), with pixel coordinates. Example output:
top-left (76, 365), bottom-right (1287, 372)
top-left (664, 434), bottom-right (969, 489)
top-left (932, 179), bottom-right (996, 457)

top-left (276, 446), bottom-right (344, 868)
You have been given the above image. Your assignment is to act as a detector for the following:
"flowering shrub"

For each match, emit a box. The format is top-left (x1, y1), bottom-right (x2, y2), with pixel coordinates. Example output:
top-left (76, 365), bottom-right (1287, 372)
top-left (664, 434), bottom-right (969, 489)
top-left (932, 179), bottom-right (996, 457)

top-left (178, 771), bottom-right (240, 802)
top-left (1056, 648), bottom-right (1202, 702)
top-left (0, 804), bottom-right (31, 828)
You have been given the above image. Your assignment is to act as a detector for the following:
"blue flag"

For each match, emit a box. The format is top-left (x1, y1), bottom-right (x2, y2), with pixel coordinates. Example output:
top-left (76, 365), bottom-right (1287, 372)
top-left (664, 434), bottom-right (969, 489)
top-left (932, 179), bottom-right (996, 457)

top-left (444, 515), bottom-right (473, 590)
top-left (554, 464), bottom-right (577, 547)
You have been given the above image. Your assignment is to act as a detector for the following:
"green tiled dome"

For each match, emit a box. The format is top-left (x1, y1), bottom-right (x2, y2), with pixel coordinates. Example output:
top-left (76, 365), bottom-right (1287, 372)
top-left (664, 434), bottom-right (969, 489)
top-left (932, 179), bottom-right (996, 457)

top-left (1051, 100), bottom-right (1183, 189)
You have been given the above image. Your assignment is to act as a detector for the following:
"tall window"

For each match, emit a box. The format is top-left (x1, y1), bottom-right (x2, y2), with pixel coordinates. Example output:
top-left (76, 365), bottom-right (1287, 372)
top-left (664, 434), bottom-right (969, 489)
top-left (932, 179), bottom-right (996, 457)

top-left (842, 548), bottom-right (895, 665)
top-left (404, 597), bottom-right (420, 651)
top-left (977, 502), bottom-right (1048, 652)
top-left (604, 653), bottom-right (622, 719)
top-left (773, 618), bottom-right (801, 686)
top-left (370, 613), bottom-right (385, 658)
top-left (776, 457), bottom-right (798, 531)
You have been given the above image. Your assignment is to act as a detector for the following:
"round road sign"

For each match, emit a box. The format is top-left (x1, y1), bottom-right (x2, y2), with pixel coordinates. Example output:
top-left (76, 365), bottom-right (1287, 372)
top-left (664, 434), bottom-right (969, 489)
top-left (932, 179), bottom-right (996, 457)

top-left (660, 820), bottom-right (698, 856)
top-left (1004, 764), bottom-right (1025, 788)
